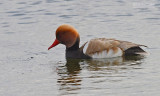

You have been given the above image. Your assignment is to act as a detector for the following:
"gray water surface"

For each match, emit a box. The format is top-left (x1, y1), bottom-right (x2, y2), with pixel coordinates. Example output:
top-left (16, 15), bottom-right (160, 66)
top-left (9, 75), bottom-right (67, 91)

top-left (0, 0), bottom-right (160, 96)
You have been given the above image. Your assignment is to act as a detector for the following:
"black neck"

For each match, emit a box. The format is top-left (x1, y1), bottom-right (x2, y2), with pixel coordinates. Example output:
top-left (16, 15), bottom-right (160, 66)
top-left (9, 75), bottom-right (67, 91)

top-left (66, 38), bottom-right (80, 51)
top-left (65, 38), bottom-right (91, 59)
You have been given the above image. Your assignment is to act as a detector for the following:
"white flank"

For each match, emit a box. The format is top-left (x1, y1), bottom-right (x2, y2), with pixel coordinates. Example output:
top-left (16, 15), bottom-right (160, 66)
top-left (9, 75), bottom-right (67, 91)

top-left (92, 48), bottom-right (123, 58)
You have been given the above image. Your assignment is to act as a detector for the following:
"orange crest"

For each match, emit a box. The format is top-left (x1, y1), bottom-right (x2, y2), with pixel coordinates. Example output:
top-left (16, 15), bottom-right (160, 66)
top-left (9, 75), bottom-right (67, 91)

top-left (55, 24), bottom-right (80, 47)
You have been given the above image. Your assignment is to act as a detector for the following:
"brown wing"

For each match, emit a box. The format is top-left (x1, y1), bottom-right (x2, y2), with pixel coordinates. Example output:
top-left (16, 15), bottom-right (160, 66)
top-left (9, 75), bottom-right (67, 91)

top-left (118, 40), bottom-right (147, 55)
top-left (118, 40), bottom-right (147, 51)
top-left (83, 38), bottom-right (121, 56)
top-left (81, 38), bottom-right (147, 56)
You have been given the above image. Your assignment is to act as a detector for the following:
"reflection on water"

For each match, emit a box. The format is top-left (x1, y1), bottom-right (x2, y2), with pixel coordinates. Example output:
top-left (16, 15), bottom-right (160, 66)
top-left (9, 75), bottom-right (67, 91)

top-left (57, 56), bottom-right (144, 95)
top-left (57, 59), bottom-right (82, 95)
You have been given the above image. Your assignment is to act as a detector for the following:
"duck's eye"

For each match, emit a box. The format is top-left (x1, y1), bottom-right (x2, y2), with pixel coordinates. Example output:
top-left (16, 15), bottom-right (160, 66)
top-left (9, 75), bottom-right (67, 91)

top-left (60, 41), bottom-right (64, 44)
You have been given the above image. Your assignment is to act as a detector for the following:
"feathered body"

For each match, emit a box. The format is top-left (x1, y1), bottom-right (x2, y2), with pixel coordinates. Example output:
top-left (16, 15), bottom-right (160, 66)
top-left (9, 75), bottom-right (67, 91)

top-left (81, 38), bottom-right (147, 58)
top-left (48, 24), bottom-right (147, 59)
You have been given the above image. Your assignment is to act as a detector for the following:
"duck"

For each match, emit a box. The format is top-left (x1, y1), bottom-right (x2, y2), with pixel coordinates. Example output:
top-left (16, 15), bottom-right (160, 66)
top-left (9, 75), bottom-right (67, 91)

top-left (48, 24), bottom-right (147, 59)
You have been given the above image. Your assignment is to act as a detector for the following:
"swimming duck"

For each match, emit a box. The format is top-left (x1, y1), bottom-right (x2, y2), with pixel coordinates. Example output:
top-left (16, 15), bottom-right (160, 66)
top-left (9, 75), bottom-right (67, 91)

top-left (48, 24), bottom-right (147, 59)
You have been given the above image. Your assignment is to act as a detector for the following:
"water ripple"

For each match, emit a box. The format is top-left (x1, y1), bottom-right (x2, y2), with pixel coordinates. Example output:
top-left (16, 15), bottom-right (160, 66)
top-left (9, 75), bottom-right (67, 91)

top-left (17, 2), bottom-right (27, 4)
top-left (145, 17), bottom-right (160, 20)
top-left (115, 14), bottom-right (133, 17)
top-left (46, 0), bottom-right (60, 3)
top-left (59, 15), bottom-right (78, 18)
top-left (11, 13), bottom-right (26, 16)
top-left (31, 1), bottom-right (42, 5)
top-left (18, 22), bottom-right (37, 24)
top-left (6, 11), bottom-right (21, 13)
top-left (20, 17), bottom-right (32, 20)
top-left (44, 13), bottom-right (56, 15)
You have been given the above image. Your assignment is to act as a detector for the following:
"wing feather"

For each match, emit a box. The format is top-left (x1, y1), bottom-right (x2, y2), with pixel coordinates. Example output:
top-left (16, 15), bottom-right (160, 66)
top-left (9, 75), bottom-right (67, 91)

top-left (81, 38), bottom-right (147, 57)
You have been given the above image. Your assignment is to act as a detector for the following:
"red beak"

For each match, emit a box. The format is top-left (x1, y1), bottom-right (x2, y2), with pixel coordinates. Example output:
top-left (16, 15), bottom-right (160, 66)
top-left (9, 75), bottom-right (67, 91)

top-left (48, 39), bottom-right (60, 50)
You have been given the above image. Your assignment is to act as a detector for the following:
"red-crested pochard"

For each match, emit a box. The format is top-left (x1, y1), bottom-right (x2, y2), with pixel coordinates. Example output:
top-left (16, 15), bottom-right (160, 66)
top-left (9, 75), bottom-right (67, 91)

top-left (48, 24), bottom-right (147, 59)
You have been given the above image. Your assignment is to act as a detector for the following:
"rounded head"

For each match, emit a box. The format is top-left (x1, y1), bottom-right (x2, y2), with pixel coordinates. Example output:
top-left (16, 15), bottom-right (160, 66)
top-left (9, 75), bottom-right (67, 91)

top-left (48, 24), bottom-right (80, 50)
top-left (56, 24), bottom-right (79, 47)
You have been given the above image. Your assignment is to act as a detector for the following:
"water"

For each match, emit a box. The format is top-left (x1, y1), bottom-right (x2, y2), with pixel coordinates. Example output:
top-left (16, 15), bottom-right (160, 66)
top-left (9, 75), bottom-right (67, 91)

top-left (0, 0), bottom-right (160, 96)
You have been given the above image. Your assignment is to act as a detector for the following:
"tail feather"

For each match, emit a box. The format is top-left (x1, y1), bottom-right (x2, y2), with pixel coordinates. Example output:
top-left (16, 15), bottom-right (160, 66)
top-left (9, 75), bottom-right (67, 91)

top-left (135, 52), bottom-right (148, 55)
top-left (124, 46), bottom-right (147, 56)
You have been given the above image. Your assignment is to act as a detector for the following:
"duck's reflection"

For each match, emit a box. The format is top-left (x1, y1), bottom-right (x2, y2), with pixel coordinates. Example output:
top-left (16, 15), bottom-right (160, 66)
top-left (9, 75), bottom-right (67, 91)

top-left (57, 56), bottom-right (145, 95)
top-left (84, 56), bottom-right (145, 71)
top-left (57, 59), bottom-right (83, 95)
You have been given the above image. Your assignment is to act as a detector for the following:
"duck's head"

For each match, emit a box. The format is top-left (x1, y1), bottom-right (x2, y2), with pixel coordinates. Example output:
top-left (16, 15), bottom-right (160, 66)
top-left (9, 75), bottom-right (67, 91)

top-left (48, 24), bottom-right (80, 50)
